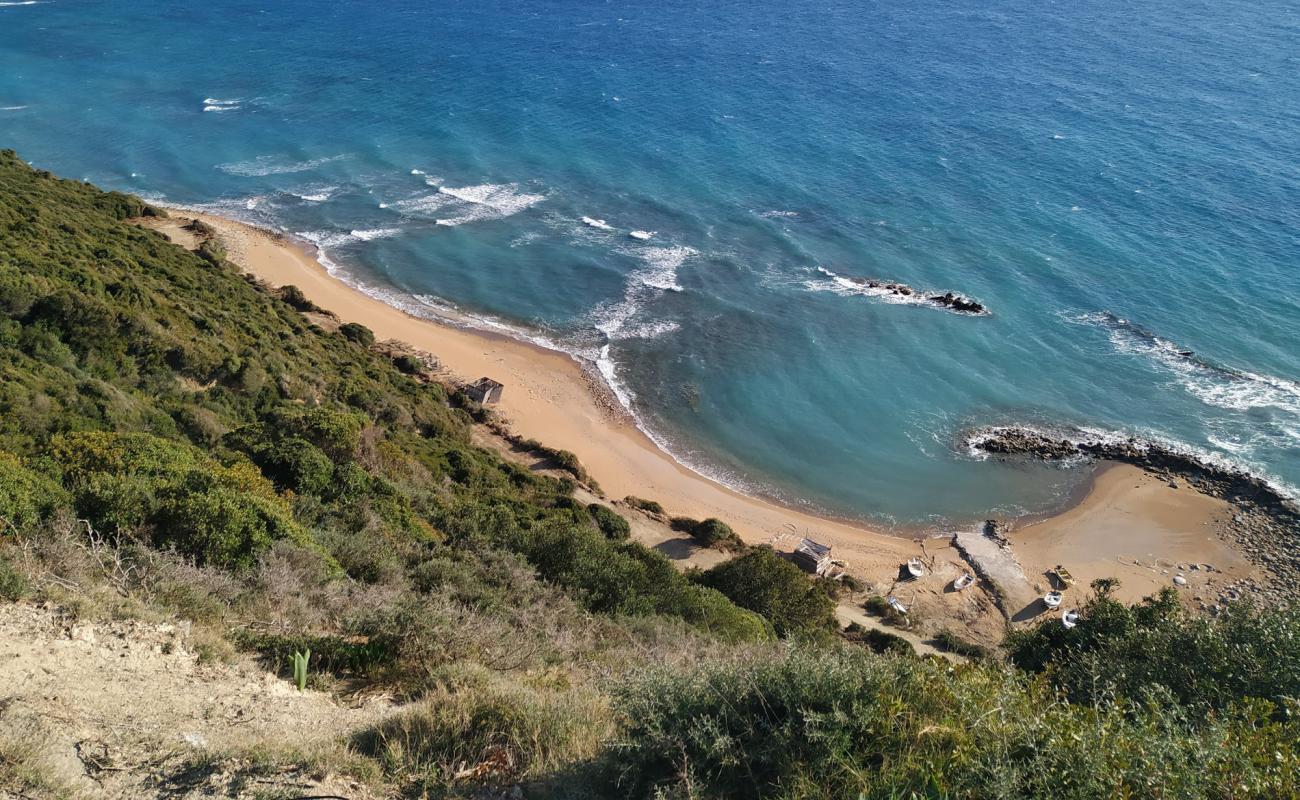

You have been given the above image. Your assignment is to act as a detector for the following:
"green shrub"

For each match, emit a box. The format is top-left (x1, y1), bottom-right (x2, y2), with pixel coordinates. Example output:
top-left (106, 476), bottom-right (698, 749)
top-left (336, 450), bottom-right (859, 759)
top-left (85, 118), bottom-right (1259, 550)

top-left (0, 555), bottom-right (27, 601)
top-left (587, 503), bottom-right (630, 539)
top-left (0, 451), bottom-right (67, 530)
top-left (697, 546), bottom-right (836, 639)
top-left (624, 496), bottom-right (663, 515)
top-left (862, 595), bottom-right (888, 615)
top-left (339, 321), bottom-right (376, 347)
top-left (844, 622), bottom-right (914, 656)
top-left (393, 354), bottom-right (423, 374)
top-left (279, 284), bottom-right (323, 312)
top-left (931, 629), bottom-right (988, 660)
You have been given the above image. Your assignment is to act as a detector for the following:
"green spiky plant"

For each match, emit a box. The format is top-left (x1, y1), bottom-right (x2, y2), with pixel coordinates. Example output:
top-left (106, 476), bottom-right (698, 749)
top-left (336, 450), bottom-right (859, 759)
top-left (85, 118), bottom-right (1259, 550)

top-left (292, 649), bottom-right (311, 692)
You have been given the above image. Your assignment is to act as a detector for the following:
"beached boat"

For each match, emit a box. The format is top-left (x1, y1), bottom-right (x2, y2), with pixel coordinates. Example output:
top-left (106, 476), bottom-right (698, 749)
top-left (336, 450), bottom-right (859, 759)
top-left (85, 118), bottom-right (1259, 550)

top-left (1049, 565), bottom-right (1074, 588)
top-left (905, 557), bottom-right (925, 578)
top-left (952, 572), bottom-right (974, 591)
top-left (1043, 591), bottom-right (1064, 609)
top-left (1061, 609), bottom-right (1081, 629)
top-left (887, 596), bottom-right (908, 615)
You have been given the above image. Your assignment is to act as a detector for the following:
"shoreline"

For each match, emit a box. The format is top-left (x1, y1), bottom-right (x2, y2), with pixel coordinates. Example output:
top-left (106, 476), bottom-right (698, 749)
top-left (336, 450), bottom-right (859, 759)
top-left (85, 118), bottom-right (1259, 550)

top-left (149, 209), bottom-right (1261, 615)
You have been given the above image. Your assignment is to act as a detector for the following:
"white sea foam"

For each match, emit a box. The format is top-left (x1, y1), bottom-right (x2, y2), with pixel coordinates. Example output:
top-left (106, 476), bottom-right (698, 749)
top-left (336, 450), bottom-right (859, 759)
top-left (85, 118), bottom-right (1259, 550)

top-left (203, 97), bottom-right (241, 112)
top-left (0, 2), bottom-right (42, 7)
top-left (292, 185), bottom-right (338, 203)
top-left (428, 183), bottom-right (545, 226)
top-left (628, 230), bottom-right (654, 240)
top-left (759, 209), bottom-right (799, 218)
top-left (216, 154), bottom-right (347, 177)
top-left (0, 105), bottom-right (27, 111)
top-left (1069, 311), bottom-right (1300, 420)
top-left (349, 227), bottom-right (401, 241)
top-left (582, 216), bottom-right (613, 231)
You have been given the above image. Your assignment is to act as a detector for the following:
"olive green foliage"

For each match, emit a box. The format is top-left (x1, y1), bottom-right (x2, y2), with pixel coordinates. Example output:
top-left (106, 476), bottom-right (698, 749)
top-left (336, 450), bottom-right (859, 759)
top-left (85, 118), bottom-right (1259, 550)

top-left (697, 546), bottom-right (836, 639)
top-left (0, 451), bottom-right (67, 530)
top-left (1007, 581), bottom-right (1300, 710)
top-left (0, 555), bottom-right (27, 601)
top-left (338, 321), bottom-right (375, 347)
top-left (671, 516), bottom-right (743, 550)
top-left (587, 503), bottom-right (630, 539)
top-left (932, 628), bottom-right (989, 660)
top-left (609, 648), bottom-right (1299, 800)
top-left (843, 621), bottom-right (913, 656)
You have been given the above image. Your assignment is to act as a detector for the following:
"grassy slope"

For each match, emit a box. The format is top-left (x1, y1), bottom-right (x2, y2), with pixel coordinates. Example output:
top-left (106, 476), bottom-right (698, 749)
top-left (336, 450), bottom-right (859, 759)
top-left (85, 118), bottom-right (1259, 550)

top-left (0, 151), bottom-right (1297, 798)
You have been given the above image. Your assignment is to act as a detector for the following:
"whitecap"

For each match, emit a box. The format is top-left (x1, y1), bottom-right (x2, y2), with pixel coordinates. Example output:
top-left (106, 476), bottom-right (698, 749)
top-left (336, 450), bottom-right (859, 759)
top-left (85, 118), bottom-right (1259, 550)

top-left (582, 216), bottom-right (613, 231)
top-left (430, 182), bottom-right (545, 226)
top-left (628, 230), bottom-right (654, 240)
top-left (349, 227), bottom-right (401, 241)
top-left (0, 2), bottom-right (41, 7)
top-left (759, 209), bottom-right (799, 218)
top-left (291, 185), bottom-right (338, 203)
top-left (203, 105), bottom-right (239, 112)
top-left (216, 154), bottom-right (348, 177)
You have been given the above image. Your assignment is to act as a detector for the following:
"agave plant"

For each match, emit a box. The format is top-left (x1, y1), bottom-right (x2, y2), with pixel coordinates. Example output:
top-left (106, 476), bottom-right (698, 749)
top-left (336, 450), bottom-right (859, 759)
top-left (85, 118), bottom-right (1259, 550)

top-left (292, 648), bottom-right (311, 692)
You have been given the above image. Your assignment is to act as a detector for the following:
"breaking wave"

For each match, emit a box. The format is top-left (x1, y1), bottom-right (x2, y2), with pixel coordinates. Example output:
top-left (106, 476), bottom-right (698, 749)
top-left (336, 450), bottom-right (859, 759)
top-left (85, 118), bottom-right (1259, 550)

top-left (1069, 311), bottom-right (1300, 419)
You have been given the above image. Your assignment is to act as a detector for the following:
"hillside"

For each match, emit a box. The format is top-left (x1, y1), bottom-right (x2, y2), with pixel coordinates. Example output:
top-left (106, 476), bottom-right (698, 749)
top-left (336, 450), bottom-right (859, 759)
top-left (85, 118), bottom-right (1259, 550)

top-left (1, 151), bottom-right (1297, 798)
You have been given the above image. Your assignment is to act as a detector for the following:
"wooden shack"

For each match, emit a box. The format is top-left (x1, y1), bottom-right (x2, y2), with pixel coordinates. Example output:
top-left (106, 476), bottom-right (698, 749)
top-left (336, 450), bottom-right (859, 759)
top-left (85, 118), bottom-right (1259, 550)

top-left (792, 537), bottom-right (832, 575)
top-left (465, 377), bottom-right (504, 405)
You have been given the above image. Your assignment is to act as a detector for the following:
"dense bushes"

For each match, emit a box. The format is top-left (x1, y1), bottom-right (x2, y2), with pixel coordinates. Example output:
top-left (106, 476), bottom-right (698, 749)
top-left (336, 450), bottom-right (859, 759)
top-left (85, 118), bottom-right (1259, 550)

top-left (607, 648), bottom-right (1300, 800)
top-left (0, 451), bottom-right (67, 530)
top-left (697, 546), bottom-right (836, 639)
top-left (670, 515), bottom-right (744, 550)
top-left (587, 503), bottom-right (630, 539)
top-left (1007, 580), bottom-right (1300, 710)
top-left (339, 321), bottom-right (375, 347)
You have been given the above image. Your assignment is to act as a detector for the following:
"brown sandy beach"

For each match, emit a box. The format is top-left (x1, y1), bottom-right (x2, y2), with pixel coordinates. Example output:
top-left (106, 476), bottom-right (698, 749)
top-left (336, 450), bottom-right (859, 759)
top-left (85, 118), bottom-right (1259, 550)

top-left (149, 212), bottom-right (1262, 634)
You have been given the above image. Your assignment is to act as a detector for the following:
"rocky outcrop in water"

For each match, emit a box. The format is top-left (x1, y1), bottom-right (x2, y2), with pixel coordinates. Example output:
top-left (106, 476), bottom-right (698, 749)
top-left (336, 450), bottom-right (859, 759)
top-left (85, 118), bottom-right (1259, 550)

top-left (842, 277), bottom-right (987, 315)
top-left (928, 292), bottom-right (985, 314)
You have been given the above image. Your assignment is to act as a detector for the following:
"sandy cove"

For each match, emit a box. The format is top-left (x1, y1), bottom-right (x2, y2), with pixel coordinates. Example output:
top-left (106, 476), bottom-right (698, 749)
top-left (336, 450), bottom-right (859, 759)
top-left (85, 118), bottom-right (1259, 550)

top-left (148, 212), bottom-right (1262, 637)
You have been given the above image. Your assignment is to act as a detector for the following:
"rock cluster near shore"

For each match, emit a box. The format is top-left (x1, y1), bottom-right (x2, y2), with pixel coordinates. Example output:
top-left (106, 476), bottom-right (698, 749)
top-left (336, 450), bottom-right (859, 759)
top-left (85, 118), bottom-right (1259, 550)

top-left (969, 426), bottom-right (1300, 603)
top-left (844, 276), bottom-right (987, 314)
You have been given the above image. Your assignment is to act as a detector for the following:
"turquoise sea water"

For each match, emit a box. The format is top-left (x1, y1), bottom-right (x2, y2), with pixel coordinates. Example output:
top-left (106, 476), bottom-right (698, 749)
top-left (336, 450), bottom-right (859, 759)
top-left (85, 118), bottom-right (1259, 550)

top-left (2, 0), bottom-right (1297, 526)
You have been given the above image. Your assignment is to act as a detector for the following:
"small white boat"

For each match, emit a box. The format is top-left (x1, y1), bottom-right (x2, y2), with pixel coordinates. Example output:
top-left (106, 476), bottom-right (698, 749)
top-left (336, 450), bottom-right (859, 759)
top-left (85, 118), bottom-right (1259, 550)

top-left (905, 558), bottom-right (925, 578)
top-left (1061, 609), bottom-right (1080, 629)
top-left (628, 229), bottom-right (654, 240)
top-left (1043, 591), bottom-right (1064, 609)
top-left (952, 572), bottom-right (974, 591)
top-left (582, 216), bottom-right (613, 230)
top-left (887, 596), bottom-right (908, 615)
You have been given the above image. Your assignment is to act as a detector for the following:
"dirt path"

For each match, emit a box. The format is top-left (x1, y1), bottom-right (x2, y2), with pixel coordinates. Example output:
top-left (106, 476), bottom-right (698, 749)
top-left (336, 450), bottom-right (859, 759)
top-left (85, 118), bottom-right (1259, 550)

top-left (0, 602), bottom-right (391, 799)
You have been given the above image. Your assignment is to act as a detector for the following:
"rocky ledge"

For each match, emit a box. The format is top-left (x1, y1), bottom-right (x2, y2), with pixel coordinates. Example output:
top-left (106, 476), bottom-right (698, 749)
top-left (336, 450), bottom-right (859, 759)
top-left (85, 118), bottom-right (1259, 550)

top-left (968, 425), bottom-right (1300, 601)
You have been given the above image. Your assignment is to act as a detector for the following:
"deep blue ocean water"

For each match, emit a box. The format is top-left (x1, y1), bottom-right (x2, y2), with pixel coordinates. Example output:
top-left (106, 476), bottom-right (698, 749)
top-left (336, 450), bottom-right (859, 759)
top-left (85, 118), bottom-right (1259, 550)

top-left (2, 0), bottom-right (1297, 526)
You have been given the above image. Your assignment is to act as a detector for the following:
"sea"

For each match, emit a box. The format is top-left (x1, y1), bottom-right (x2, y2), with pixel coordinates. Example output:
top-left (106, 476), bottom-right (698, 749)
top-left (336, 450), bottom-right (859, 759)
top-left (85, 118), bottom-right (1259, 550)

top-left (2, 0), bottom-right (1297, 527)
